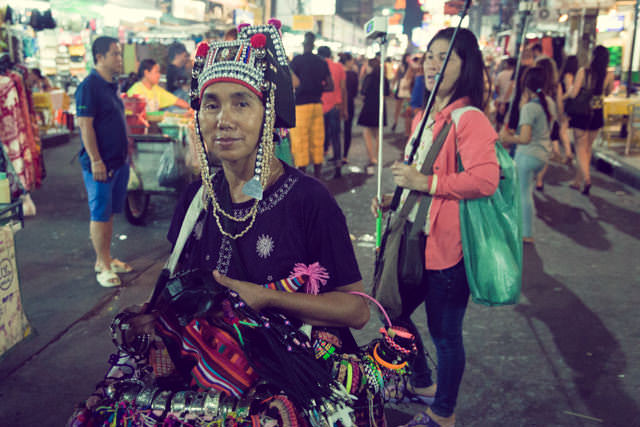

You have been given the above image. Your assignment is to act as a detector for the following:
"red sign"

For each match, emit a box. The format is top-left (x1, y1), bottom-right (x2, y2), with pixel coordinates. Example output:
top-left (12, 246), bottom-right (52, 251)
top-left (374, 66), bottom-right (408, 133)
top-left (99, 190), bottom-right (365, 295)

top-left (444, 0), bottom-right (466, 15)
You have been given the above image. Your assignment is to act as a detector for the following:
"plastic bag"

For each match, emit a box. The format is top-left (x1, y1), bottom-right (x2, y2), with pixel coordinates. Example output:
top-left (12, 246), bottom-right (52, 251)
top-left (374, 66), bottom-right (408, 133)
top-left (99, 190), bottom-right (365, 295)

top-left (157, 137), bottom-right (187, 188)
top-left (458, 143), bottom-right (523, 306)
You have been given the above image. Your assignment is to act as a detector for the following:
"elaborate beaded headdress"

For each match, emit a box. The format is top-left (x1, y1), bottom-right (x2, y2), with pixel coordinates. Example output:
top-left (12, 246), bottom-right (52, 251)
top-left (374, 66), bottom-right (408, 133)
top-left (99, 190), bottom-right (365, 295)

top-left (190, 20), bottom-right (295, 239)
top-left (191, 20), bottom-right (295, 127)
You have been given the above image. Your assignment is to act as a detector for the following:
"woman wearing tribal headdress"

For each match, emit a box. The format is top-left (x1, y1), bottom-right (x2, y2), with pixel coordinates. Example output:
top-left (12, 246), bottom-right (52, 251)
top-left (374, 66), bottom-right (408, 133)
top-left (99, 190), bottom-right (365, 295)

top-left (69, 22), bottom-right (425, 427)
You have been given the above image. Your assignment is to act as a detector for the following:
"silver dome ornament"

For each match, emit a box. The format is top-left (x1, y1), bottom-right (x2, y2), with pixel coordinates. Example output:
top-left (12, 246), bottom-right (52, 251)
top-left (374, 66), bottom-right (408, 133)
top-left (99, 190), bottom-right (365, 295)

top-left (170, 391), bottom-right (188, 413)
top-left (187, 392), bottom-right (207, 417)
top-left (203, 390), bottom-right (222, 418)
top-left (119, 380), bottom-right (144, 403)
top-left (151, 390), bottom-right (173, 414)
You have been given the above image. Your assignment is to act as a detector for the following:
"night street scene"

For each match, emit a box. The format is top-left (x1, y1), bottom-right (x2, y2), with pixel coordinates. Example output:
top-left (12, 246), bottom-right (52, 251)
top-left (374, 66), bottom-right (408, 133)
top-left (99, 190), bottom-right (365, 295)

top-left (0, 0), bottom-right (639, 426)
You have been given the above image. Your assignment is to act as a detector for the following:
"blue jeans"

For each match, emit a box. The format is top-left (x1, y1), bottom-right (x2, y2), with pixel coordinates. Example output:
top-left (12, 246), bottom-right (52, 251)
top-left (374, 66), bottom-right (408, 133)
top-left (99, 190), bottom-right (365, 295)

top-left (323, 107), bottom-right (341, 160)
top-left (515, 152), bottom-right (545, 238)
top-left (397, 260), bottom-right (470, 418)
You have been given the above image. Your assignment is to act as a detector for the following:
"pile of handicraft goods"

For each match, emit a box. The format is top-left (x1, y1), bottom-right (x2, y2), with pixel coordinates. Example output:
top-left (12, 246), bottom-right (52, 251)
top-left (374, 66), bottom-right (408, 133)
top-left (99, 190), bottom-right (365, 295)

top-left (68, 269), bottom-right (418, 427)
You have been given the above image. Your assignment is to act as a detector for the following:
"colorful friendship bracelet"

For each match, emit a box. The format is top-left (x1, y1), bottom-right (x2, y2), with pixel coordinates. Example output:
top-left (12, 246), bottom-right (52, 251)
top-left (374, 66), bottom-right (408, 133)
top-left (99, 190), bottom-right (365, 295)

top-left (262, 275), bottom-right (306, 293)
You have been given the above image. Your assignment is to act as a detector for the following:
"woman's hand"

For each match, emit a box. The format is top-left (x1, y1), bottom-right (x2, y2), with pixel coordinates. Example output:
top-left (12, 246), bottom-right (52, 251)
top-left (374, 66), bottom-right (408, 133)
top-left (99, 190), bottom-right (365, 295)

top-left (499, 126), bottom-right (513, 142)
top-left (371, 193), bottom-right (393, 217)
top-left (213, 270), bottom-right (271, 312)
top-left (391, 161), bottom-right (429, 192)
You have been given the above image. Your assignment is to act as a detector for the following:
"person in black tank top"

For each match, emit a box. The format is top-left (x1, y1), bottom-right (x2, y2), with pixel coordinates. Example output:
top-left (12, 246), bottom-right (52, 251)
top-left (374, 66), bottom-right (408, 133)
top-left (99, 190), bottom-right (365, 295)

top-left (566, 46), bottom-right (614, 195)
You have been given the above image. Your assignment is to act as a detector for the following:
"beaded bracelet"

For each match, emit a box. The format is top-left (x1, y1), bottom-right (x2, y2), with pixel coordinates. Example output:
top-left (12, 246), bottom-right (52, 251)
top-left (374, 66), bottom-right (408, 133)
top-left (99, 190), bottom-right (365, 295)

top-left (313, 339), bottom-right (336, 360)
top-left (313, 330), bottom-right (342, 348)
top-left (362, 355), bottom-right (384, 392)
top-left (380, 327), bottom-right (417, 355)
top-left (349, 359), bottom-right (360, 395)
top-left (331, 359), bottom-right (340, 378)
top-left (345, 360), bottom-right (353, 394)
top-left (373, 343), bottom-right (408, 371)
top-left (361, 362), bottom-right (380, 394)
top-left (358, 361), bottom-right (368, 394)
top-left (337, 359), bottom-right (349, 384)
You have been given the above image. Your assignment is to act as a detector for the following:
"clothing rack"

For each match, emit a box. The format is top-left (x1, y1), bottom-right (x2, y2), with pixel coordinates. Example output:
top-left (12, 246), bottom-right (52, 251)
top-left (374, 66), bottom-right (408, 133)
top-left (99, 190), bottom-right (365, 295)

top-left (0, 26), bottom-right (24, 64)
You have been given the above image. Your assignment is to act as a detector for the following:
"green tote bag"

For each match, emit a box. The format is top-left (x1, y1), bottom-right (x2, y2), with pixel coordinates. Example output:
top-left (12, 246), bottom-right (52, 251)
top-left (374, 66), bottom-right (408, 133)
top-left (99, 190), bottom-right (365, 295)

top-left (452, 107), bottom-right (523, 306)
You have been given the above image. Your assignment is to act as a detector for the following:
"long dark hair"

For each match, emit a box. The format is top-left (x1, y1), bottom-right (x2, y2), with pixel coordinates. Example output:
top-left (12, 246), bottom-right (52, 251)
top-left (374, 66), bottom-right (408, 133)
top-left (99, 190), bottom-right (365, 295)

top-left (560, 55), bottom-right (578, 79)
top-left (589, 45), bottom-right (609, 95)
top-left (523, 67), bottom-right (552, 125)
top-left (426, 27), bottom-right (485, 109)
top-left (536, 57), bottom-right (558, 100)
top-left (507, 65), bottom-right (531, 130)
top-left (137, 58), bottom-right (157, 81)
top-left (400, 53), bottom-right (410, 73)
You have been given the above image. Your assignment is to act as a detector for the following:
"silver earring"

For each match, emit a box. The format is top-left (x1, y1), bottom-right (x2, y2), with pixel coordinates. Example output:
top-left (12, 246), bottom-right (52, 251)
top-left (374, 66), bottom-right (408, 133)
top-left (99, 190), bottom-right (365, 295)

top-left (242, 142), bottom-right (264, 200)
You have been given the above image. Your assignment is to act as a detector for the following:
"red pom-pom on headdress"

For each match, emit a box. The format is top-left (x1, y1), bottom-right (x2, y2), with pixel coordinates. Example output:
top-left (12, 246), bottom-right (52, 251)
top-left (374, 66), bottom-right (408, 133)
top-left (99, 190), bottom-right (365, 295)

top-left (237, 23), bottom-right (251, 31)
top-left (250, 33), bottom-right (267, 49)
top-left (267, 19), bottom-right (282, 30)
top-left (195, 42), bottom-right (209, 58)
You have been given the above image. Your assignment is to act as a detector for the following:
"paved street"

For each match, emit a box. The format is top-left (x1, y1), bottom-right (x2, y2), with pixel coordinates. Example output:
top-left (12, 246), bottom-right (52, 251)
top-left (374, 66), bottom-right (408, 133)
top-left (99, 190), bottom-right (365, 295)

top-left (0, 128), bottom-right (639, 426)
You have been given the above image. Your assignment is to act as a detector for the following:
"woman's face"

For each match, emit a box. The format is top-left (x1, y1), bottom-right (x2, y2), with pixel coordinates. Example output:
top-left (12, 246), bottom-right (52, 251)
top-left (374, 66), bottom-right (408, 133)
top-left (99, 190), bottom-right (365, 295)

top-left (144, 64), bottom-right (161, 86)
top-left (199, 82), bottom-right (265, 164)
top-left (424, 38), bottom-right (462, 97)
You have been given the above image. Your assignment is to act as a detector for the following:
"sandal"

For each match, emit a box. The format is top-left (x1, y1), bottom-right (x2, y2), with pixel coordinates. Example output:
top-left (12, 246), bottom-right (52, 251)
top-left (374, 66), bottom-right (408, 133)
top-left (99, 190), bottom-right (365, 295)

top-left (400, 411), bottom-right (453, 427)
top-left (405, 382), bottom-right (436, 405)
top-left (95, 259), bottom-right (133, 274)
top-left (96, 270), bottom-right (121, 288)
top-left (384, 375), bottom-right (435, 405)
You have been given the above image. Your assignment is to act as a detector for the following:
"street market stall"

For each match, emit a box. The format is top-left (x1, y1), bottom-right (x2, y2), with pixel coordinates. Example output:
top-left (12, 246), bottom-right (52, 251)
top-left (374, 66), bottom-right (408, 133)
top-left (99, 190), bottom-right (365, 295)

top-left (124, 106), bottom-right (195, 225)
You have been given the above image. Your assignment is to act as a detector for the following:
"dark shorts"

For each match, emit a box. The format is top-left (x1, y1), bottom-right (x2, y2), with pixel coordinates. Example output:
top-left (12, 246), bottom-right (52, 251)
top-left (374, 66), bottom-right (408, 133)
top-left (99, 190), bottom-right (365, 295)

top-left (569, 108), bottom-right (604, 131)
top-left (82, 163), bottom-right (130, 222)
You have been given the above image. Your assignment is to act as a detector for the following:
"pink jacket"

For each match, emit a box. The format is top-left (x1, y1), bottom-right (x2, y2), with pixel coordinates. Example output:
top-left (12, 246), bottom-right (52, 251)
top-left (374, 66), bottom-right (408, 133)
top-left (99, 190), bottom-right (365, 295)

top-left (422, 97), bottom-right (499, 270)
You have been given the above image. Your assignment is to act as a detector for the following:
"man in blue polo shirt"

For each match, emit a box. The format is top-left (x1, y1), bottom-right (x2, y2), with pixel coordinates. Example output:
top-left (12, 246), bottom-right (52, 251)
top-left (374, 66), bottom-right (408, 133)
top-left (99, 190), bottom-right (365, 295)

top-left (76, 36), bottom-right (132, 288)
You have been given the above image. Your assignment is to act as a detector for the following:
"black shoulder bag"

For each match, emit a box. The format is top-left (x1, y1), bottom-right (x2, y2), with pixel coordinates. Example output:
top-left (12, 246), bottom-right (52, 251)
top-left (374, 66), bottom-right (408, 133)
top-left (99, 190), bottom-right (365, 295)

top-left (372, 121), bottom-right (453, 319)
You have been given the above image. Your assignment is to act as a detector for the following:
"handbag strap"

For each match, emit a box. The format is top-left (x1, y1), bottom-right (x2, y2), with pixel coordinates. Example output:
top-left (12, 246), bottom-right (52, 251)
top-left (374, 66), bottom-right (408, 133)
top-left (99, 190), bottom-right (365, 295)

top-left (165, 186), bottom-right (205, 275)
top-left (398, 120), bottom-right (453, 221)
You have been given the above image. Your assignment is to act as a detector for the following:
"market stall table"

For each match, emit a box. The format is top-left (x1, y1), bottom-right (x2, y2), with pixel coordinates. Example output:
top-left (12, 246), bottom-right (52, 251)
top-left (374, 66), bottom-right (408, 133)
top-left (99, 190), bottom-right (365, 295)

top-left (602, 96), bottom-right (640, 151)
top-left (603, 95), bottom-right (640, 118)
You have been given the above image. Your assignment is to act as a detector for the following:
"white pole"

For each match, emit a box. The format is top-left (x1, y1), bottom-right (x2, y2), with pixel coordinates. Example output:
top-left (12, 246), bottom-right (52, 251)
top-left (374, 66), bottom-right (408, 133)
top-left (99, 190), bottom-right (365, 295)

top-left (376, 38), bottom-right (386, 211)
top-left (376, 36), bottom-right (387, 248)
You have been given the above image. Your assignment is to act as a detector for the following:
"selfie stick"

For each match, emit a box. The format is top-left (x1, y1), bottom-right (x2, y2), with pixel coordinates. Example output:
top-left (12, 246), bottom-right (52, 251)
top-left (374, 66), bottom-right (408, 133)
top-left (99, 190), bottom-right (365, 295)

top-left (376, 34), bottom-right (388, 248)
top-left (388, 0), bottom-right (473, 213)
top-left (364, 16), bottom-right (390, 249)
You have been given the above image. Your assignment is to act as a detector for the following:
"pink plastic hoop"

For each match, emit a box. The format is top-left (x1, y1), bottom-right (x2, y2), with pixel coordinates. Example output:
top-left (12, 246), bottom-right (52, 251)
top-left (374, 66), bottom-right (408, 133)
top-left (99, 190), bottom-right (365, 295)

top-left (348, 291), bottom-right (392, 328)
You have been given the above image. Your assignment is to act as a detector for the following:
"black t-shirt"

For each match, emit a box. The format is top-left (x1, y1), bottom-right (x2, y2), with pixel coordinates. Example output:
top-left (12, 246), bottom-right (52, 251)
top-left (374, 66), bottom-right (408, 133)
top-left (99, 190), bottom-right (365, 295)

top-left (166, 64), bottom-right (188, 93)
top-left (167, 163), bottom-right (362, 351)
top-left (290, 53), bottom-right (331, 105)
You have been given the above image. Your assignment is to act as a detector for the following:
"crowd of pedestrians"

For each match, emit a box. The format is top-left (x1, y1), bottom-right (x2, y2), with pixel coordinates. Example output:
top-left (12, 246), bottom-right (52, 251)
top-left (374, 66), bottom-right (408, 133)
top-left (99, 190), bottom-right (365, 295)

top-left (492, 43), bottom-right (614, 242)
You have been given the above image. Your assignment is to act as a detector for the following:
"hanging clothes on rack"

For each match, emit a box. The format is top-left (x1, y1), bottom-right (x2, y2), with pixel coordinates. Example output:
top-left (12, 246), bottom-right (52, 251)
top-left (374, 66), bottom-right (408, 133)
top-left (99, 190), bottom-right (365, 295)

top-left (0, 58), bottom-right (43, 194)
